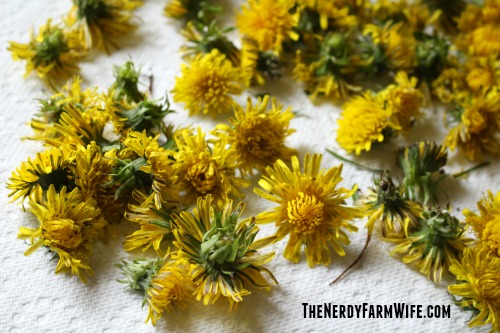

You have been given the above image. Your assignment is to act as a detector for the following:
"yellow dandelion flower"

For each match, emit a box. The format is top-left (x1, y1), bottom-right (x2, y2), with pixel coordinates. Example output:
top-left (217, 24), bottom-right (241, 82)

top-left (364, 21), bottom-right (416, 70)
top-left (239, 38), bottom-right (283, 87)
top-left (172, 195), bottom-right (277, 309)
top-left (389, 209), bottom-right (470, 283)
top-left (448, 243), bottom-right (500, 332)
top-left (66, 0), bottom-right (142, 54)
top-left (444, 91), bottom-right (500, 161)
top-left (172, 49), bottom-right (243, 117)
top-left (18, 185), bottom-right (105, 282)
top-left (464, 191), bottom-right (500, 256)
top-left (337, 92), bottom-right (395, 155)
top-left (466, 25), bottom-right (500, 57)
top-left (163, 0), bottom-right (188, 18)
top-left (297, 0), bottom-right (358, 30)
top-left (124, 190), bottom-right (181, 255)
top-left (213, 96), bottom-right (296, 175)
top-left (465, 56), bottom-right (500, 93)
top-left (431, 67), bottom-right (467, 104)
top-left (382, 71), bottom-right (424, 134)
top-left (173, 128), bottom-right (249, 207)
top-left (116, 253), bottom-right (193, 326)
top-left (254, 154), bottom-right (362, 267)
top-left (7, 146), bottom-right (75, 203)
top-left (236, 0), bottom-right (299, 54)
top-left (8, 19), bottom-right (81, 84)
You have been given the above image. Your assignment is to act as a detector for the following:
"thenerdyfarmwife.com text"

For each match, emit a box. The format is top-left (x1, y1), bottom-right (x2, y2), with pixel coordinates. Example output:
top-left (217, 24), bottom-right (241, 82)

top-left (302, 303), bottom-right (451, 319)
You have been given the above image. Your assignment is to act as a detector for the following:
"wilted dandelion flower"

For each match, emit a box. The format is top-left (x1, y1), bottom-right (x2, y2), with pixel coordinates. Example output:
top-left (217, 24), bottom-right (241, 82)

top-left (8, 19), bottom-right (81, 84)
top-left (390, 208), bottom-right (470, 283)
top-left (18, 185), bottom-right (105, 282)
top-left (116, 253), bottom-right (193, 326)
top-left (172, 195), bottom-right (277, 309)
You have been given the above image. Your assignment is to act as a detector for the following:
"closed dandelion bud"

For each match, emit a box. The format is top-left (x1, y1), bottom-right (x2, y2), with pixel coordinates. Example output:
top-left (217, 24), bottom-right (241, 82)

top-left (111, 61), bottom-right (144, 103)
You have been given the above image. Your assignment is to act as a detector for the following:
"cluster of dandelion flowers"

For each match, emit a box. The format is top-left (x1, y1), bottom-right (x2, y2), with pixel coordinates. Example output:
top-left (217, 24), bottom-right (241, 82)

top-left (213, 95), bottom-right (296, 175)
top-left (8, 19), bottom-right (81, 83)
top-left (448, 244), bottom-right (500, 332)
top-left (172, 49), bottom-right (243, 117)
top-left (116, 253), bottom-right (193, 326)
top-left (171, 195), bottom-right (277, 309)
top-left (236, 0), bottom-right (299, 54)
top-left (336, 92), bottom-right (394, 155)
top-left (255, 153), bottom-right (362, 267)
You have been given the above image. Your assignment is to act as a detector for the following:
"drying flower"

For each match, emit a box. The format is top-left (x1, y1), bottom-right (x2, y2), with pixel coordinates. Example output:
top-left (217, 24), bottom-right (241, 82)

top-left (164, 0), bottom-right (220, 24)
top-left (66, 0), bottom-right (142, 53)
top-left (297, 0), bottom-right (358, 30)
top-left (389, 208), bottom-right (470, 283)
top-left (7, 146), bottom-right (75, 204)
top-left (172, 195), bottom-right (277, 309)
top-left (124, 190), bottom-right (181, 255)
top-left (180, 21), bottom-right (239, 66)
top-left (254, 154), bottom-right (362, 267)
top-left (444, 90), bottom-right (500, 161)
top-left (116, 253), bottom-right (193, 326)
top-left (465, 56), bottom-right (500, 93)
top-left (382, 71), bottom-right (424, 133)
top-left (172, 49), bottom-right (243, 117)
top-left (364, 21), bottom-right (416, 70)
top-left (359, 172), bottom-right (422, 238)
top-left (240, 38), bottom-right (282, 87)
top-left (8, 19), bottom-right (81, 83)
top-left (110, 60), bottom-right (145, 103)
top-left (396, 141), bottom-right (448, 206)
top-left (213, 96), bottom-right (296, 175)
top-left (172, 128), bottom-right (249, 207)
top-left (337, 92), bottom-right (395, 155)
top-left (448, 243), bottom-right (500, 332)
top-left (236, 0), bottom-right (299, 54)
top-left (464, 190), bottom-right (500, 256)
top-left (18, 185), bottom-right (105, 282)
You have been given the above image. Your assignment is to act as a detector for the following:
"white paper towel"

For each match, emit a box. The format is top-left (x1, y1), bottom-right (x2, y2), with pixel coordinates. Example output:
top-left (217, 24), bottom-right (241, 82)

top-left (0, 1), bottom-right (495, 332)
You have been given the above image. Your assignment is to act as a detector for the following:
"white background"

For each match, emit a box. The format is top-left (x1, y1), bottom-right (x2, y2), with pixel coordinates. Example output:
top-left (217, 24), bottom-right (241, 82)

top-left (0, 1), bottom-right (496, 332)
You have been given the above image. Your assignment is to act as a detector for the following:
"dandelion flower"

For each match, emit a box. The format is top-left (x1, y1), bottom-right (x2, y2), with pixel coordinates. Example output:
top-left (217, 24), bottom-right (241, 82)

top-left (337, 92), bottom-right (395, 155)
top-left (359, 172), bottom-right (422, 238)
top-left (213, 96), bottom-right (296, 175)
top-left (236, 0), bottom-right (299, 54)
top-left (382, 72), bottom-right (424, 133)
top-left (18, 185), bottom-right (105, 282)
top-left (172, 195), bottom-right (277, 309)
top-left (364, 21), bottom-right (416, 70)
top-left (116, 253), bottom-right (193, 326)
top-left (448, 243), bottom-right (500, 332)
top-left (172, 128), bottom-right (249, 207)
top-left (8, 19), bottom-right (81, 84)
top-left (66, 0), bottom-right (142, 53)
top-left (172, 49), bottom-right (243, 117)
top-left (254, 154), bottom-right (362, 267)
top-left (7, 146), bottom-right (75, 203)
top-left (389, 208), bottom-right (470, 283)
top-left (464, 190), bottom-right (500, 256)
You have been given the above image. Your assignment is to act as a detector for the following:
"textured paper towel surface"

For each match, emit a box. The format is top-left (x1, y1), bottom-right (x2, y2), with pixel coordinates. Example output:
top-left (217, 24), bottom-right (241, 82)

top-left (0, 1), bottom-right (496, 332)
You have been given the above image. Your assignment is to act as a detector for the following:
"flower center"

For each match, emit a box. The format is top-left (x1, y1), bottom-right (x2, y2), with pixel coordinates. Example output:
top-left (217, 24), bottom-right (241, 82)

top-left (42, 218), bottom-right (82, 250)
top-left (186, 159), bottom-right (218, 194)
top-left (287, 192), bottom-right (324, 233)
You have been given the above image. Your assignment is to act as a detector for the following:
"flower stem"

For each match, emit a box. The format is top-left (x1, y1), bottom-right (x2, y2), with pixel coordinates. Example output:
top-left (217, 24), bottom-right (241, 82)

top-left (326, 149), bottom-right (384, 173)
top-left (452, 161), bottom-right (490, 178)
